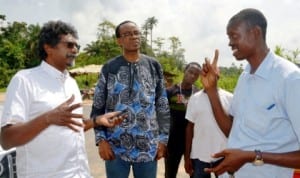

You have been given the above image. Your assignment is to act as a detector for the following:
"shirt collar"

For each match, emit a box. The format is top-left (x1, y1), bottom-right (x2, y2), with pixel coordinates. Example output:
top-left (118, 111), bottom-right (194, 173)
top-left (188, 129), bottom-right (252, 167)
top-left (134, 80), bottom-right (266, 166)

top-left (40, 61), bottom-right (69, 82)
top-left (244, 51), bottom-right (274, 80)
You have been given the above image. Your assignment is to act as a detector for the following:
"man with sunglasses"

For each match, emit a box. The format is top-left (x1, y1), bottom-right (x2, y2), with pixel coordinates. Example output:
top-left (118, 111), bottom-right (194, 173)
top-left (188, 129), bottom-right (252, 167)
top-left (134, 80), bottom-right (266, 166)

top-left (91, 20), bottom-right (170, 178)
top-left (0, 20), bottom-right (125, 178)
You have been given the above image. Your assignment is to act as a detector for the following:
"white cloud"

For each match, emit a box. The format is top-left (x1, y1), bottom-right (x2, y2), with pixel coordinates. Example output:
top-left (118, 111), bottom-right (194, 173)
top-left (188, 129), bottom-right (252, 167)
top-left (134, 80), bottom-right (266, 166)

top-left (0, 0), bottom-right (299, 67)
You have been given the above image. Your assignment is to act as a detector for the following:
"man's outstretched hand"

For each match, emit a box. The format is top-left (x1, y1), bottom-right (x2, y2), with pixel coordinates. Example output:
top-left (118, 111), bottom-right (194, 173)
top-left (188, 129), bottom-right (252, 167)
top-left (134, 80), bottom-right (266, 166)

top-left (45, 95), bottom-right (84, 132)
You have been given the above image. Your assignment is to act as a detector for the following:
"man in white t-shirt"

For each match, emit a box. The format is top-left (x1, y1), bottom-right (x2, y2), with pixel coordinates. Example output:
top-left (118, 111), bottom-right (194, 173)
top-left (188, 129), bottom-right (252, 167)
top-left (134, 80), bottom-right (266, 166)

top-left (185, 89), bottom-right (232, 178)
top-left (0, 20), bottom-right (124, 178)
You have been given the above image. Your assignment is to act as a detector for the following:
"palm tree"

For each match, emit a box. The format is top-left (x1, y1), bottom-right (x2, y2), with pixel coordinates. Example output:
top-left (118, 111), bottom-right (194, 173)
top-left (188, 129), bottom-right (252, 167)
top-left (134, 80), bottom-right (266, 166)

top-left (97, 20), bottom-right (115, 40)
top-left (153, 37), bottom-right (165, 56)
top-left (142, 22), bottom-right (149, 44)
top-left (145, 17), bottom-right (158, 50)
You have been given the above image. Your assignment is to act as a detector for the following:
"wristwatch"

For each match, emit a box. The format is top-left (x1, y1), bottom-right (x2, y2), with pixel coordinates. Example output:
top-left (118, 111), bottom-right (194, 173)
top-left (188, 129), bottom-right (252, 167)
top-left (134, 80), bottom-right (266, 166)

top-left (252, 149), bottom-right (264, 166)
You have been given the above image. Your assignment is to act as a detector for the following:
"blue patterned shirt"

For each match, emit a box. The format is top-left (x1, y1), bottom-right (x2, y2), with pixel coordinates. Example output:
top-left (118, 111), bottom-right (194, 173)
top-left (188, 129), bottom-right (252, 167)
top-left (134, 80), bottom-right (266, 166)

top-left (91, 54), bottom-right (170, 162)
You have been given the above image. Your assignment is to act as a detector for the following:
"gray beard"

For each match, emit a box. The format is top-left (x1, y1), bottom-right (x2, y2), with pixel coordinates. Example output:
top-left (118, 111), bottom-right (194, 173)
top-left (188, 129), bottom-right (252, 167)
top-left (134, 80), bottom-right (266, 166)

top-left (67, 60), bottom-right (75, 67)
top-left (66, 54), bottom-right (76, 67)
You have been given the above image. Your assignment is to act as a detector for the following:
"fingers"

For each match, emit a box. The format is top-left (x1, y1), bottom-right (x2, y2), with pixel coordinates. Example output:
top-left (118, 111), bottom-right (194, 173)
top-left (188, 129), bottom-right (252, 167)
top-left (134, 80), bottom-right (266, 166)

top-left (66, 123), bottom-right (81, 132)
top-left (65, 94), bottom-right (75, 106)
top-left (201, 58), bottom-right (209, 74)
top-left (202, 49), bottom-right (219, 71)
top-left (96, 111), bottom-right (126, 127)
top-left (184, 160), bottom-right (194, 175)
top-left (211, 150), bottom-right (226, 159)
top-left (105, 111), bottom-right (122, 118)
top-left (156, 143), bottom-right (166, 160)
top-left (67, 103), bottom-right (82, 112)
top-left (204, 151), bottom-right (230, 176)
top-left (99, 141), bottom-right (115, 160)
top-left (212, 49), bottom-right (219, 68)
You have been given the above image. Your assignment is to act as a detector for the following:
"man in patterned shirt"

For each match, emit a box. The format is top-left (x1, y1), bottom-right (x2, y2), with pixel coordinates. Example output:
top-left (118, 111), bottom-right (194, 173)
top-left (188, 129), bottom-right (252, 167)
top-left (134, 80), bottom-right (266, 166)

top-left (90, 20), bottom-right (170, 178)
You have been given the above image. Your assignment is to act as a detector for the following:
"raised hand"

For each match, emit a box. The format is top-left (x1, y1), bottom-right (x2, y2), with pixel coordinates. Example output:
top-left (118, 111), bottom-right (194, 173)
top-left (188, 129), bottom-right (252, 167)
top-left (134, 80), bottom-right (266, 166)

top-left (44, 95), bottom-right (84, 131)
top-left (200, 49), bottom-right (220, 90)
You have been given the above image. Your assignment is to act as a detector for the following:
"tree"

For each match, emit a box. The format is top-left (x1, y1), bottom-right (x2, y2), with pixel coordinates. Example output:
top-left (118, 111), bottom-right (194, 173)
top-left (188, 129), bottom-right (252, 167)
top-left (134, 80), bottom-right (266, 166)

top-left (153, 37), bottom-right (165, 56)
top-left (82, 20), bottom-right (120, 65)
top-left (141, 22), bottom-right (149, 45)
top-left (0, 15), bottom-right (41, 88)
top-left (146, 17), bottom-right (158, 50)
top-left (168, 36), bottom-right (186, 70)
top-left (96, 20), bottom-right (115, 40)
top-left (24, 24), bottom-right (41, 68)
top-left (274, 45), bottom-right (300, 64)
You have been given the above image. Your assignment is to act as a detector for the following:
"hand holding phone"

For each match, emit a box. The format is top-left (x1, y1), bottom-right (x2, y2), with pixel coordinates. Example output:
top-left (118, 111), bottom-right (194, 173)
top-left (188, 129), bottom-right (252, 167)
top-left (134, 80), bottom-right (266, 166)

top-left (108, 109), bottom-right (128, 123)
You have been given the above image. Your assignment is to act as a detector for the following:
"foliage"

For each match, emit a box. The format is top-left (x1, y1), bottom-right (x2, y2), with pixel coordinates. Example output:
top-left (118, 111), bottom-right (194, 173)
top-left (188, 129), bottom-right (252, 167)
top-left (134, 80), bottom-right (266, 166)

top-left (274, 45), bottom-right (300, 63)
top-left (143, 17), bottom-right (158, 50)
top-left (0, 15), bottom-right (298, 93)
top-left (0, 16), bottom-right (40, 88)
top-left (218, 74), bottom-right (239, 93)
top-left (74, 73), bottom-right (99, 89)
top-left (82, 20), bottom-right (121, 65)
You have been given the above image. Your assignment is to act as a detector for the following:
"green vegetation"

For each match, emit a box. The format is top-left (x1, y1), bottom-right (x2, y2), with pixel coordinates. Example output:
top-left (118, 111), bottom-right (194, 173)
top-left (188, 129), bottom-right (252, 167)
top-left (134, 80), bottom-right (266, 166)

top-left (74, 74), bottom-right (99, 89)
top-left (0, 15), bottom-right (299, 92)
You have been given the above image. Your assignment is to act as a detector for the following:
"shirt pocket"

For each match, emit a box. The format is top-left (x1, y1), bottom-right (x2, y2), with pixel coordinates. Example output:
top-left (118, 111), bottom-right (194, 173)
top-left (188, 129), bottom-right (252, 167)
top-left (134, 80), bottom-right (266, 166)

top-left (242, 102), bottom-right (284, 136)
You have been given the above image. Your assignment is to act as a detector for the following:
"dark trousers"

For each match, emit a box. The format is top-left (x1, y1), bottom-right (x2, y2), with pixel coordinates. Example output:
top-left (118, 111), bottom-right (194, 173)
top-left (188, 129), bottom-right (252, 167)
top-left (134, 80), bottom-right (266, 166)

top-left (164, 150), bottom-right (188, 178)
top-left (191, 159), bottom-right (222, 178)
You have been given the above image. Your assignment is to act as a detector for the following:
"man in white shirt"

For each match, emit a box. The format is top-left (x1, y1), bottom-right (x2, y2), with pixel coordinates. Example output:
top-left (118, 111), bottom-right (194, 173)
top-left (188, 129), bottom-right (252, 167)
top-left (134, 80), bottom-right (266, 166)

top-left (0, 20), bottom-right (124, 178)
top-left (185, 88), bottom-right (232, 178)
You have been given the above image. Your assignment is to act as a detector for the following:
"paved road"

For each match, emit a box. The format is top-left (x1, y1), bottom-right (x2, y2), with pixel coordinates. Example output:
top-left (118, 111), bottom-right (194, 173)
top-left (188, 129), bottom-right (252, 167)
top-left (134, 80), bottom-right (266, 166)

top-left (83, 105), bottom-right (189, 178)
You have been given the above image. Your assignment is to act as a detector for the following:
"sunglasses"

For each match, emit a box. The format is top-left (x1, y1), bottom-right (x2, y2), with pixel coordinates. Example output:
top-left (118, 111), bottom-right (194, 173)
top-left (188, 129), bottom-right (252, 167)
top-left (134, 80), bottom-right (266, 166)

top-left (60, 41), bottom-right (81, 50)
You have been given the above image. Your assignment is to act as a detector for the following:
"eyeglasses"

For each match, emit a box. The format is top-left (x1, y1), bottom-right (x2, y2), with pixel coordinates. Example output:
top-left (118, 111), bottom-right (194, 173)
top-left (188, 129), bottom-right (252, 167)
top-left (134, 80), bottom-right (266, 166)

top-left (120, 31), bottom-right (141, 38)
top-left (60, 41), bottom-right (81, 50)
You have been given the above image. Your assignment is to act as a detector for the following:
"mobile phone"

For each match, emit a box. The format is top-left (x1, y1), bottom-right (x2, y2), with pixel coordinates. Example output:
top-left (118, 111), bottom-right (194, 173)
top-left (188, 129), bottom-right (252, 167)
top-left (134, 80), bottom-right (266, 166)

top-left (211, 157), bottom-right (224, 167)
top-left (108, 109), bottom-right (128, 123)
top-left (116, 109), bottom-right (128, 117)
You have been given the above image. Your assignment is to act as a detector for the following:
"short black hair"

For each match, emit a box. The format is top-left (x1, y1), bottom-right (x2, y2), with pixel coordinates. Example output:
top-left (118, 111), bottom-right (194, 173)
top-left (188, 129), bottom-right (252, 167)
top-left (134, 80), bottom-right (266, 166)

top-left (38, 20), bottom-right (78, 60)
top-left (115, 20), bottom-right (136, 38)
top-left (228, 8), bottom-right (267, 40)
top-left (184, 62), bottom-right (201, 72)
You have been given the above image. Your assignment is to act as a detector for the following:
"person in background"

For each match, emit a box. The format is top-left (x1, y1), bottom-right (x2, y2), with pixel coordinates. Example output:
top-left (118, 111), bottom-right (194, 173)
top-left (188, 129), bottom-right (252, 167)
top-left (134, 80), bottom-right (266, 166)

top-left (90, 20), bottom-right (170, 178)
top-left (184, 83), bottom-right (232, 178)
top-left (0, 20), bottom-right (124, 178)
top-left (201, 8), bottom-right (300, 178)
top-left (164, 62), bottom-right (201, 178)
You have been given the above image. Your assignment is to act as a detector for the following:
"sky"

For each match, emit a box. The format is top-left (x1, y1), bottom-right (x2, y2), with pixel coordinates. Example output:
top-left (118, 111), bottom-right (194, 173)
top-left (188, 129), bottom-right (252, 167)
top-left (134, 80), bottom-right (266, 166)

top-left (0, 0), bottom-right (299, 67)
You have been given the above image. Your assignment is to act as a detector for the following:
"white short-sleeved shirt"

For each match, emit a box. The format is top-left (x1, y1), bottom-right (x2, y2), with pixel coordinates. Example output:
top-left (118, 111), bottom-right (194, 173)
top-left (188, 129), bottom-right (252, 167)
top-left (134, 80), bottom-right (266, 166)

top-left (1, 61), bottom-right (92, 178)
top-left (228, 51), bottom-right (300, 178)
top-left (185, 89), bottom-right (232, 162)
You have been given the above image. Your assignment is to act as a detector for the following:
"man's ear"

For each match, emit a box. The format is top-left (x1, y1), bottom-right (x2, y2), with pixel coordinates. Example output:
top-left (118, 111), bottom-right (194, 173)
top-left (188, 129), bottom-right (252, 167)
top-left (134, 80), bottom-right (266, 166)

top-left (44, 44), bottom-right (51, 53)
top-left (252, 25), bottom-right (262, 39)
top-left (116, 38), bottom-right (122, 46)
top-left (44, 44), bottom-right (55, 58)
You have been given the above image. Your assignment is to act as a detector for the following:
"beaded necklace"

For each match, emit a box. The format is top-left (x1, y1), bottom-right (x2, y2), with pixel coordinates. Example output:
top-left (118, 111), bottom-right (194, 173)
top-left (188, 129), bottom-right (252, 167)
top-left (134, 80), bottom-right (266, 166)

top-left (178, 83), bottom-right (195, 107)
